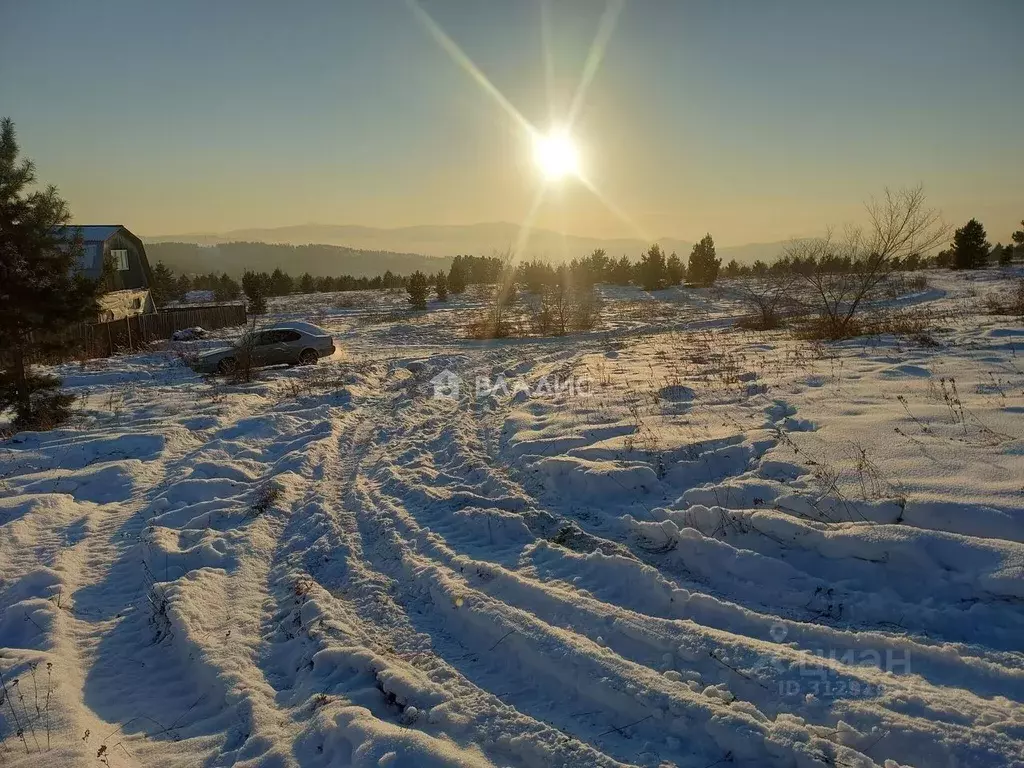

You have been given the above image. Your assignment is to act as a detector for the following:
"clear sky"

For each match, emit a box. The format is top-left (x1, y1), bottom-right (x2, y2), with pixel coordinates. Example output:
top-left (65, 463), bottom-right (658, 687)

top-left (2, 0), bottom-right (1022, 245)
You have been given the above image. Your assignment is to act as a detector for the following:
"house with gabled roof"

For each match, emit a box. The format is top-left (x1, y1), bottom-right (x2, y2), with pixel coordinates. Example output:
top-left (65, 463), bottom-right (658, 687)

top-left (56, 225), bottom-right (156, 320)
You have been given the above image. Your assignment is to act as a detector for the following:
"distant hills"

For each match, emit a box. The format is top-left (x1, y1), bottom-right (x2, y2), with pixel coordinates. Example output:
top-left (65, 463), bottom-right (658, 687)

top-left (145, 241), bottom-right (449, 279)
top-left (142, 222), bottom-right (791, 277)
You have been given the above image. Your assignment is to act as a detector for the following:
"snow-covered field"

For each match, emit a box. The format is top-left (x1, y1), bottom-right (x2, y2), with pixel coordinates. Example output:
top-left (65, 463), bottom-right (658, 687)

top-left (1, 272), bottom-right (1023, 767)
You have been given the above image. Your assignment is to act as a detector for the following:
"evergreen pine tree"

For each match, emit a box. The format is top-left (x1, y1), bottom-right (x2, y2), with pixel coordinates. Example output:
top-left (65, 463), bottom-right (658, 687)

top-left (448, 255), bottom-right (468, 294)
top-left (299, 272), bottom-right (316, 294)
top-left (639, 244), bottom-right (668, 290)
top-left (173, 274), bottom-right (191, 302)
top-left (407, 271), bottom-right (429, 309)
top-left (242, 270), bottom-right (271, 313)
top-left (666, 252), bottom-right (684, 285)
top-left (150, 261), bottom-right (176, 306)
top-left (434, 271), bottom-right (448, 302)
top-left (269, 267), bottom-right (293, 296)
top-left (609, 255), bottom-right (632, 285)
top-left (0, 118), bottom-right (104, 429)
top-left (998, 244), bottom-right (1013, 268)
top-left (951, 219), bottom-right (990, 270)
top-left (687, 234), bottom-right (721, 286)
top-left (215, 273), bottom-right (241, 301)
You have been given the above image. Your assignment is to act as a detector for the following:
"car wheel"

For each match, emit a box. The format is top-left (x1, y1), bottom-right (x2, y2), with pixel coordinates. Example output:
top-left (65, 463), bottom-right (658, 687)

top-left (217, 357), bottom-right (237, 374)
top-left (298, 349), bottom-right (319, 366)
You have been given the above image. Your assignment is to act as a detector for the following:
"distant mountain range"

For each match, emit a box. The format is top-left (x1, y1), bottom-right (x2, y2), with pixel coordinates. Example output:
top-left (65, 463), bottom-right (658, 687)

top-left (142, 222), bottom-right (791, 277)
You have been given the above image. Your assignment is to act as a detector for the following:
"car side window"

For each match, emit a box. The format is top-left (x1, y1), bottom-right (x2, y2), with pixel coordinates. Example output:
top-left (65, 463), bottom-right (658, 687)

top-left (250, 329), bottom-right (300, 345)
top-left (263, 330), bottom-right (296, 344)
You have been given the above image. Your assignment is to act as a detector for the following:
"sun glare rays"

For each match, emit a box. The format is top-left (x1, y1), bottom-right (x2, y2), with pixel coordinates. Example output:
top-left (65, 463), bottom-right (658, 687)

top-left (566, 0), bottom-right (624, 129)
top-left (405, 0), bottom-right (533, 135)
top-left (540, 0), bottom-right (557, 126)
top-left (406, 0), bottom-right (644, 256)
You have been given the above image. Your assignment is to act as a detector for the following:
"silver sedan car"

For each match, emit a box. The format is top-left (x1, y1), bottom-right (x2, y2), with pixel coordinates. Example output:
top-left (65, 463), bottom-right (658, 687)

top-left (194, 323), bottom-right (336, 375)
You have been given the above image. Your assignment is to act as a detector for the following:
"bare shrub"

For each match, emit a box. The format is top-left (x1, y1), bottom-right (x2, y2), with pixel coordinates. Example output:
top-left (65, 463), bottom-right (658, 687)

top-left (882, 272), bottom-right (929, 299)
top-left (983, 279), bottom-right (1024, 316)
top-left (467, 308), bottom-right (520, 340)
top-left (528, 280), bottom-right (601, 336)
top-left (333, 293), bottom-right (369, 309)
top-left (794, 186), bottom-right (947, 339)
top-left (528, 296), bottom-right (554, 336)
top-left (357, 308), bottom-right (410, 326)
top-left (534, 279), bottom-right (571, 336)
top-left (791, 232), bottom-right (880, 339)
top-left (862, 308), bottom-right (934, 337)
top-left (251, 483), bottom-right (282, 516)
top-left (278, 364), bottom-right (356, 401)
top-left (228, 320), bottom-right (259, 384)
top-left (571, 286), bottom-right (602, 331)
top-left (735, 272), bottom-right (800, 330)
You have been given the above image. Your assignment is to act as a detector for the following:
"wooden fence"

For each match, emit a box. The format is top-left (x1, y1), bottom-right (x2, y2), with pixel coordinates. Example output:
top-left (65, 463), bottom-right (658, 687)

top-left (23, 304), bottom-right (248, 363)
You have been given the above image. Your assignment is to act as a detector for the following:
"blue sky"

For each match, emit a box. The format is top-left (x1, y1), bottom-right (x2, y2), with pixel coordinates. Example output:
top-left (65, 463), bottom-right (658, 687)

top-left (2, 0), bottom-right (1021, 244)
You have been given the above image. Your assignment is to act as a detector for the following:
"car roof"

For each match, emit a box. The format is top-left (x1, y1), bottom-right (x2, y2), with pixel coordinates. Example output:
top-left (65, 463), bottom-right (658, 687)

top-left (264, 321), bottom-right (329, 337)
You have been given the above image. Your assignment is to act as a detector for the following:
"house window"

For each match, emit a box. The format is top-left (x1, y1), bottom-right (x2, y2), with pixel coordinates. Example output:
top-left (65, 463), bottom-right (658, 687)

top-left (111, 249), bottom-right (130, 271)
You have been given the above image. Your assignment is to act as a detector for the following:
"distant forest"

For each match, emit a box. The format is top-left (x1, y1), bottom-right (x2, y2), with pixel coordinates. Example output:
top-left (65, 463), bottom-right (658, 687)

top-left (146, 241), bottom-right (450, 279)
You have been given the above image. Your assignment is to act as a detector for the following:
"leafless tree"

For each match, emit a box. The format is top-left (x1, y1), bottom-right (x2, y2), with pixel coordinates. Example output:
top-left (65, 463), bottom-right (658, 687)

top-left (865, 185), bottom-right (948, 262)
top-left (796, 186), bottom-right (947, 338)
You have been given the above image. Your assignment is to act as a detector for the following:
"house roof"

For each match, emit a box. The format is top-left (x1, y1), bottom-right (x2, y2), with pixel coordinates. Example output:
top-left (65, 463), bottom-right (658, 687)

top-left (55, 225), bottom-right (125, 244)
top-left (54, 225), bottom-right (133, 278)
top-left (53, 225), bottom-right (153, 287)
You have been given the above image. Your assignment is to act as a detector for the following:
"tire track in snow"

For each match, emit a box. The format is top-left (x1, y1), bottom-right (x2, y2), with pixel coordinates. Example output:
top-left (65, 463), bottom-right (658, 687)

top-left (366, 343), bottom-right (1024, 766)
top-left (252, 369), bottom-right (627, 767)
top-left (334, 357), bottom-right (858, 767)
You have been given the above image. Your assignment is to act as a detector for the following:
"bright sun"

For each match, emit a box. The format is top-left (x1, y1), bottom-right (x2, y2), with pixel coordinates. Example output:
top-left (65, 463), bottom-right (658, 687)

top-left (533, 129), bottom-right (580, 181)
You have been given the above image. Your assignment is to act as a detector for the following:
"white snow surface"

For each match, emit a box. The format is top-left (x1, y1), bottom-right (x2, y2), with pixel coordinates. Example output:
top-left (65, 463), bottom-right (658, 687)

top-left (1, 273), bottom-right (1023, 767)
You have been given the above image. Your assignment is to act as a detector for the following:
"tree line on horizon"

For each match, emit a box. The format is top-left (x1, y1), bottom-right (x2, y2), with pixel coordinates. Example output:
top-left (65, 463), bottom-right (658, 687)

top-left (147, 254), bottom-right (511, 311)
top-left (148, 242), bottom-right (725, 313)
top-left (150, 213), bottom-right (1023, 314)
